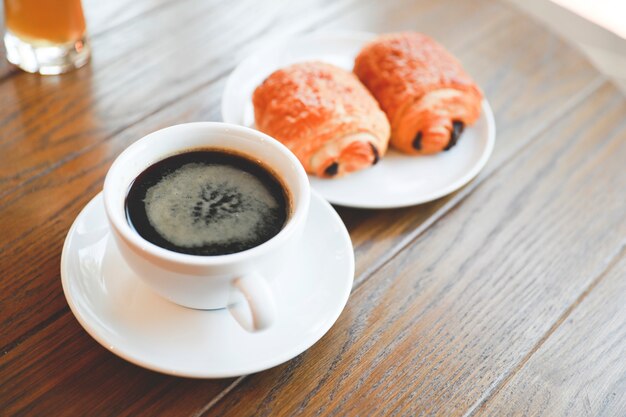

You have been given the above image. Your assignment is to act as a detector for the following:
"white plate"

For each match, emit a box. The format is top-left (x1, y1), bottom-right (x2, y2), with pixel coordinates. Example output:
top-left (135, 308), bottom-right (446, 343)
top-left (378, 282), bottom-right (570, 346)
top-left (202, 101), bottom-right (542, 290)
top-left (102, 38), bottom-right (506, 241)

top-left (61, 191), bottom-right (354, 378)
top-left (222, 31), bottom-right (496, 208)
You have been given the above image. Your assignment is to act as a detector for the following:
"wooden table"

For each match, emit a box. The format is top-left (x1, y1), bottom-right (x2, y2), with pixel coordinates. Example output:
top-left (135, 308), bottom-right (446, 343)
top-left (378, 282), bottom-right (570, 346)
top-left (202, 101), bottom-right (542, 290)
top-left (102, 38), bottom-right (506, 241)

top-left (1, 0), bottom-right (625, 415)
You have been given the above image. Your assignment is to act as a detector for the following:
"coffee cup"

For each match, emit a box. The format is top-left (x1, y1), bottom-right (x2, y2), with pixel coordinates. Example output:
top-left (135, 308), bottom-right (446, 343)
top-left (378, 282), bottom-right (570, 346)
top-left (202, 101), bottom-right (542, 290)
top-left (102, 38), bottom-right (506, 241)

top-left (103, 122), bottom-right (310, 332)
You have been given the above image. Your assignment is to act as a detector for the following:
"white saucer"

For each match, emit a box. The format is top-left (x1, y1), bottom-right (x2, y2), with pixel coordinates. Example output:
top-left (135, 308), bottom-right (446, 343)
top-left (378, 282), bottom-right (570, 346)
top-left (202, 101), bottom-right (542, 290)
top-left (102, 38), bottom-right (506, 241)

top-left (61, 191), bottom-right (354, 378)
top-left (222, 31), bottom-right (496, 208)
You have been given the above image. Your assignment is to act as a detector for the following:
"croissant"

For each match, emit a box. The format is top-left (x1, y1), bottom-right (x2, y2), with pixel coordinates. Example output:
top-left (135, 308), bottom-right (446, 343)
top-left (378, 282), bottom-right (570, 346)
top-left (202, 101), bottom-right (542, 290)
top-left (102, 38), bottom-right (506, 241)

top-left (253, 61), bottom-right (390, 178)
top-left (354, 32), bottom-right (482, 154)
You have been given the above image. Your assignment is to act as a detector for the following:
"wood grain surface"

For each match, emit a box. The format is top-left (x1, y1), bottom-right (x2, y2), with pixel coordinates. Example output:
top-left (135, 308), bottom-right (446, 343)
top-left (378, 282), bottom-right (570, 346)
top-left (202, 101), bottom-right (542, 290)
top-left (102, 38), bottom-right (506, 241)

top-left (0, 0), bottom-right (625, 415)
top-left (479, 252), bottom-right (626, 416)
top-left (0, 0), bottom-right (602, 351)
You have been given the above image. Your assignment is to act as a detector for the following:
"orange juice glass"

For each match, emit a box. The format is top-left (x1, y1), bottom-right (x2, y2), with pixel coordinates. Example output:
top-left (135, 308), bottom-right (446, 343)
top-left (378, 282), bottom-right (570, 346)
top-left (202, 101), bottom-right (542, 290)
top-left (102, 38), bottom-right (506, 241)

top-left (3, 0), bottom-right (90, 74)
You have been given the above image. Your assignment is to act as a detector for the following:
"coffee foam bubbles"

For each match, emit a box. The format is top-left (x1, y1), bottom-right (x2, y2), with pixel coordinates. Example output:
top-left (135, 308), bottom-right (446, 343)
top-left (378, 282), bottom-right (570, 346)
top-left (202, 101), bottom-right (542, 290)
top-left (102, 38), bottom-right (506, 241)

top-left (144, 163), bottom-right (281, 249)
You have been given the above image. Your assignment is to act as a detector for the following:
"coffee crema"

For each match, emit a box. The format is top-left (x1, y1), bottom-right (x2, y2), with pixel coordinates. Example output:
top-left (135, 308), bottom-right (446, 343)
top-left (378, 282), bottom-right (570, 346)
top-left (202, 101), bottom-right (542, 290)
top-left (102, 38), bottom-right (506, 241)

top-left (125, 150), bottom-right (289, 256)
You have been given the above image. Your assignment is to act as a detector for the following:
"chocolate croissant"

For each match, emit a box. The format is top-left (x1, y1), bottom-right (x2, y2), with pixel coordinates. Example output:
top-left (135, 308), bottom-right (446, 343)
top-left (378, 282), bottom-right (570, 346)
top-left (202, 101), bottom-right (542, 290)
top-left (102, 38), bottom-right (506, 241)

top-left (354, 32), bottom-right (482, 154)
top-left (253, 61), bottom-right (390, 178)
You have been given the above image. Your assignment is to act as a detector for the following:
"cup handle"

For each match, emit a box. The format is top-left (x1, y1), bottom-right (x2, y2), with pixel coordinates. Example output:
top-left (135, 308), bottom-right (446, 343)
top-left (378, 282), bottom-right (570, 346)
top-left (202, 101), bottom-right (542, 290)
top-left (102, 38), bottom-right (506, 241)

top-left (228, 272), bottom-right (276, 332)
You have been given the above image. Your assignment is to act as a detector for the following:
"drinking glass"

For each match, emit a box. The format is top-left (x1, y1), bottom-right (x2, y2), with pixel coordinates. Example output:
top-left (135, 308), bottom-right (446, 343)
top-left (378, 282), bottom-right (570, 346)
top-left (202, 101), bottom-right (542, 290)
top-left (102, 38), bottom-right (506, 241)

top-left (3, 0), bottom-right (90, 74)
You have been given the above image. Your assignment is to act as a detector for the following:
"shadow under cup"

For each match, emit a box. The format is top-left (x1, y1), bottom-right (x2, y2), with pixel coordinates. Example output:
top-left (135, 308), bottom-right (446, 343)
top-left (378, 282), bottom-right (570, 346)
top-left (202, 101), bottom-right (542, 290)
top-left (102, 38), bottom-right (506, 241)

top-left (103, 122), bottom-right (310, 311)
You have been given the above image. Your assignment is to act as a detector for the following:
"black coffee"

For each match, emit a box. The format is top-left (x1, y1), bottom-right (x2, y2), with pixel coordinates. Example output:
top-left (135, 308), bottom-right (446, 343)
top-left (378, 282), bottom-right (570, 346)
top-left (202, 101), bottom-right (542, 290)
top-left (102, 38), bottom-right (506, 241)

top-left (125, 149), bottom-right (289, 256)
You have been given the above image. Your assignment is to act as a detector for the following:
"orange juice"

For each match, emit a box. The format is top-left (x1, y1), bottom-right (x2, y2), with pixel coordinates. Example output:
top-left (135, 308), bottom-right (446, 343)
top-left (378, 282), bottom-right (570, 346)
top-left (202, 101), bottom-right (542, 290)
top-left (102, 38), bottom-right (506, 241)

top-left (4, 0), bottom-right (86, 44)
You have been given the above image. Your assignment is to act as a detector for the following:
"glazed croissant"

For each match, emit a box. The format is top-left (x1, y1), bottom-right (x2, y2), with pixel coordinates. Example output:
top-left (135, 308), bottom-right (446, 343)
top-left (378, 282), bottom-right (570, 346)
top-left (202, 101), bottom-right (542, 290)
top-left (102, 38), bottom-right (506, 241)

top-left (253, 61), bottom-right (390, 178)
top-left (354, 32), bottom-right (482, 154)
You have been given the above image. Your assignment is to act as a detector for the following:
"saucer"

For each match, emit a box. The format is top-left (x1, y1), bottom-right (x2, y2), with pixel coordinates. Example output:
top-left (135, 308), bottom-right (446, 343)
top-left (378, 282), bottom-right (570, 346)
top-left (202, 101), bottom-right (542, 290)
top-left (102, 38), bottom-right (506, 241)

top-left (222, 31), bottom-right (496, 208)
top-left (61, 191), bottom-right (354, 378)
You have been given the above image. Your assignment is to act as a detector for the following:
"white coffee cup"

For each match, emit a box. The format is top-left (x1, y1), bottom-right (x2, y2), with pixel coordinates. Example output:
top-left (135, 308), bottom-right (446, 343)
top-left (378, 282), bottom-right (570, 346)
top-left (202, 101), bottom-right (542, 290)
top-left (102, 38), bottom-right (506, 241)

top-left (103, 122), bottom-right (310, 332)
